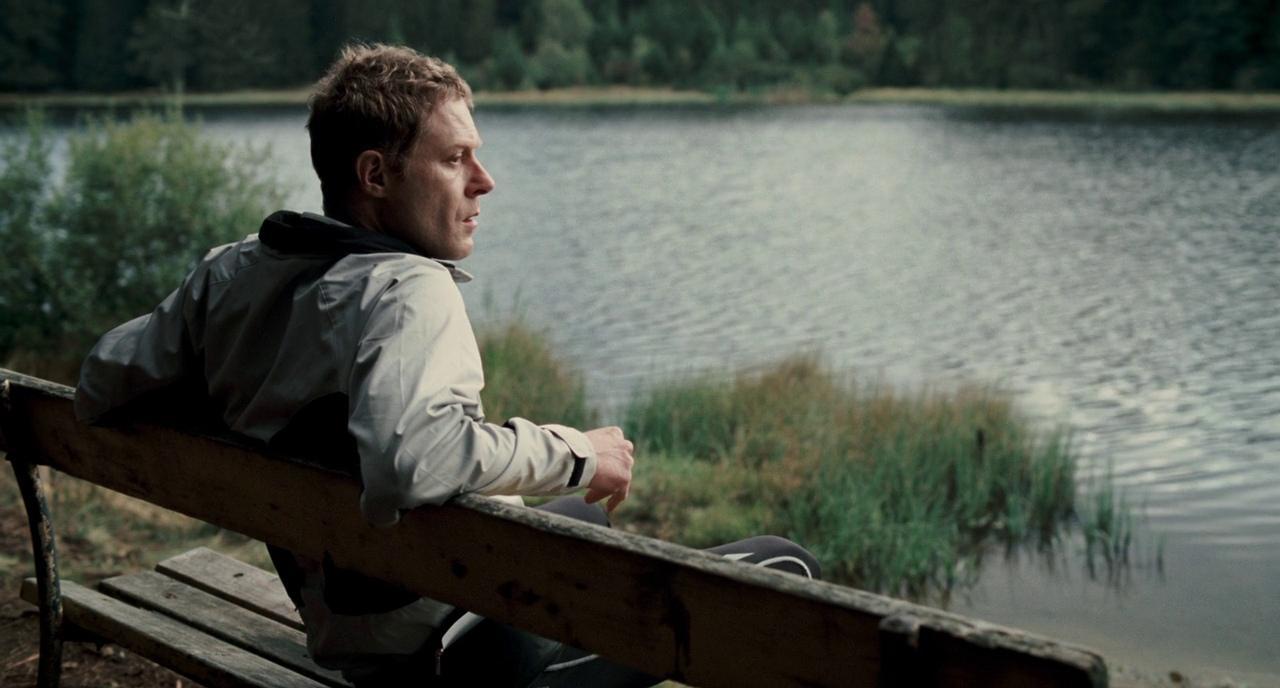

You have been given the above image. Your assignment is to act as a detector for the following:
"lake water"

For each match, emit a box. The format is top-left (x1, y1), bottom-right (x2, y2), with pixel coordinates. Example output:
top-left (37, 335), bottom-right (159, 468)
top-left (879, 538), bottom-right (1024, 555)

top-left (21, 103), bottom-right (1280, 681)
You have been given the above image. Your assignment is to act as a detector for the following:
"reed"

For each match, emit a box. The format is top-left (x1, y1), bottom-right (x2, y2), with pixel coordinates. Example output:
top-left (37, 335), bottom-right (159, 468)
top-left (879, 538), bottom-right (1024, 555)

top-left (476, 321), bottom-right (598, 429)
top-left (622, 354), bottom-right (1101, 601)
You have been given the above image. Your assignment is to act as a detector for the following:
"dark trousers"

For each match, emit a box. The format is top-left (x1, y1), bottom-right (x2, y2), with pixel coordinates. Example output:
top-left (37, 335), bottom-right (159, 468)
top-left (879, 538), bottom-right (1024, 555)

top-left (353, 496), bottom-right (821, 687)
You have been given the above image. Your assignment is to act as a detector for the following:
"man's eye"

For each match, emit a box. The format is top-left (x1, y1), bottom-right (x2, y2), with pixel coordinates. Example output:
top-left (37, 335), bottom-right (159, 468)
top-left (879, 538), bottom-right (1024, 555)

top-left (448, 154), bottom-right (463, 164)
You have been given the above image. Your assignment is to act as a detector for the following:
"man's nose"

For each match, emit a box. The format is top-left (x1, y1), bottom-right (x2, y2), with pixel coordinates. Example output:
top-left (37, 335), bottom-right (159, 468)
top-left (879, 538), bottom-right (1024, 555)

top-left (468, 160), bottom-right (495, 197)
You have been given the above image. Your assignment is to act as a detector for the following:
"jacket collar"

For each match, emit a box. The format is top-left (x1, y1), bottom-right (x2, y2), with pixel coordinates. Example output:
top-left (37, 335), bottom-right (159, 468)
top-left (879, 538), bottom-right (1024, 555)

top-left (257, 210), bottom-right (472, 283)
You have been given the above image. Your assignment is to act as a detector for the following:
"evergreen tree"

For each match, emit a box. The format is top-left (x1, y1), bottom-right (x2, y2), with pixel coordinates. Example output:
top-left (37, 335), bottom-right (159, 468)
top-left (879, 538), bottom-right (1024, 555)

top-left (459, 0), bottom-right (498, 64)
top-left (777, 10), bottom-right (813, 63)
top-left (814, 9), bottom-right (841, 65)
top-left (0, 0), bottom-right (65, 91)
top-left (193, 0), bottom-right (313, 90)
top-left (491, 29), bottom-right (529, 89)
top-left (3, 0), bottom-right (1275, 95)
top-left (70, 0), bottom-right (148, 91)
top-left (540, 0), bottom-right (594, 48)
top-left (127, 0), bottom-right (194, 96)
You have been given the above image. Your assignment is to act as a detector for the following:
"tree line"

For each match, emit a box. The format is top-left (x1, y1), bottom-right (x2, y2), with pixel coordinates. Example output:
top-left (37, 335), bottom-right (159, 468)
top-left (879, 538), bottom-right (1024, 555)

top-left (3, 0), bottom-right (1278, 95)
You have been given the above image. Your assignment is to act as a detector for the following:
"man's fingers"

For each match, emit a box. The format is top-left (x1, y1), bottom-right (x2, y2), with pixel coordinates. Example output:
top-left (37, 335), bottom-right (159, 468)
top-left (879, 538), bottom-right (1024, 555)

top-left (587, 487), bottom-right (627, 512)
top-left (583, 425), bottom-right (635, 513)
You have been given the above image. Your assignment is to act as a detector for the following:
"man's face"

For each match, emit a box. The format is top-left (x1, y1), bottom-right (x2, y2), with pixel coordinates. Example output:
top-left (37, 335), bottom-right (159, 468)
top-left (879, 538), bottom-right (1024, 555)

top-left (382, 97), bottom-right (495, 260)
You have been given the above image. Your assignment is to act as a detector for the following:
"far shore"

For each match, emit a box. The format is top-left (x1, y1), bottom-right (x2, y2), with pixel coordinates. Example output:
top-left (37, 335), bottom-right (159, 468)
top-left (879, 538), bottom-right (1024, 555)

top-left (2, 85), bottom-right (1279, 114)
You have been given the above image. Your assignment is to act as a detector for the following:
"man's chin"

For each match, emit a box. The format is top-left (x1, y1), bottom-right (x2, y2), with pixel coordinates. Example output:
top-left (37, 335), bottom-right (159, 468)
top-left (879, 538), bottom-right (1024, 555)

top-left (443, 240), bottom-right (474, 261)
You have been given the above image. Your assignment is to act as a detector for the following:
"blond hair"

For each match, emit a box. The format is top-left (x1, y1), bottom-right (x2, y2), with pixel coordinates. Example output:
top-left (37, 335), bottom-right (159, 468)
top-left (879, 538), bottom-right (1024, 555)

top-left (307, 43), bottom-right (473, 215)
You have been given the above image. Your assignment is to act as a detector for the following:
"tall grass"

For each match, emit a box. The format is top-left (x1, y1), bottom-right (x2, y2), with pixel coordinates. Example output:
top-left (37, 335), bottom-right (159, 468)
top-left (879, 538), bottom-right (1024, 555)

top-left (475, 321), bottom-right (598, 429)
top-left (620, 355), bottom-right (1116, 601)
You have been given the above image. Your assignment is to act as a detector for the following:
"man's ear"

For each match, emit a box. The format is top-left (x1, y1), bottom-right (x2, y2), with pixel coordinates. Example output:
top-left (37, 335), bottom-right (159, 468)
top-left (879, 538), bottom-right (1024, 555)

top-left (354, 150), bottom-right (390, 198)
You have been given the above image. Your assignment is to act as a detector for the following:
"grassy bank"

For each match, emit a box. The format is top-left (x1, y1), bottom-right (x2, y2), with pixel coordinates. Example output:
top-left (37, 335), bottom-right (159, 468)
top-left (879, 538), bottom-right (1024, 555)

top-left (480, 325), bottom-right (1136, 601)
top-left (619, 355), bottom-right (1079, 599)
top-left (848, 87), bottom-right (1280, 113)
top-left (4, 85), bottom-right (1278, 114)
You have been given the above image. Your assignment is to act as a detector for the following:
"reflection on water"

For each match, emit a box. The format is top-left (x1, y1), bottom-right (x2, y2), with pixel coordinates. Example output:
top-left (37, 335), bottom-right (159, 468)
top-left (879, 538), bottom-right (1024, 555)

top-left (16, 103), bottom-right (1279, 678)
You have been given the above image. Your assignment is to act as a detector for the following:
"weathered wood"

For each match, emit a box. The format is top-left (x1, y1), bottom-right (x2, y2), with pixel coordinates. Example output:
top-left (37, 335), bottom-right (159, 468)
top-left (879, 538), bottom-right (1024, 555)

top-left (100, 570), bottom-right (346, 687)
top-left (1, 369), bottom-right (1109, 688)
top-left (156, 547), bottom-right (304, 632)
top-left (20, 578), bottom-right (327, 688)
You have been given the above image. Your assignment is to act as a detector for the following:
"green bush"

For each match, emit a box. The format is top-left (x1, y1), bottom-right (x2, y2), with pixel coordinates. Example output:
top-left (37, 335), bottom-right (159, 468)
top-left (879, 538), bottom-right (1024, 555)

top-left (0, 109), bottom-right (284, 380)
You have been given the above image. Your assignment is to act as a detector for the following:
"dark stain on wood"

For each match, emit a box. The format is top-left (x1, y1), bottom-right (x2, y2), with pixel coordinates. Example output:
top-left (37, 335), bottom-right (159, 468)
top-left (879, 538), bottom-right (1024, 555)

top-left (496, 580), bottom-right (541, 607)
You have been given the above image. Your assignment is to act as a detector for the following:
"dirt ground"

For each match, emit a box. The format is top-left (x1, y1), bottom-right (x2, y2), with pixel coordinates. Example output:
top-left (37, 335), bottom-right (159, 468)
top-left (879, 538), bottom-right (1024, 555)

top-left (0, 494), bottom-right (199, 687)
top-left (0, 607), bottom-right (198, 688)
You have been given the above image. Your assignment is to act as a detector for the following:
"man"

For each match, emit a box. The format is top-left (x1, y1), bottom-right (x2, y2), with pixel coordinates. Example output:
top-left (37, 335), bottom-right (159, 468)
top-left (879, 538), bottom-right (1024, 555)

top-left (76, 44), bottom-right (818, 687)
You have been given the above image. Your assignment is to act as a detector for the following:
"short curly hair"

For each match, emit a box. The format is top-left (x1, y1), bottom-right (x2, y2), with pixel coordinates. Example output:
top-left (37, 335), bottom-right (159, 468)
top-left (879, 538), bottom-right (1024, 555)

top-left (307, 43), bottom-right (473, 215)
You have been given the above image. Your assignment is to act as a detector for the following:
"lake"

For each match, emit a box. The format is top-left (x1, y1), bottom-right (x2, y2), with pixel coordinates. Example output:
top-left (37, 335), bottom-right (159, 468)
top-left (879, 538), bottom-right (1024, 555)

top-left (22, 102), bottom-right (1280, 681)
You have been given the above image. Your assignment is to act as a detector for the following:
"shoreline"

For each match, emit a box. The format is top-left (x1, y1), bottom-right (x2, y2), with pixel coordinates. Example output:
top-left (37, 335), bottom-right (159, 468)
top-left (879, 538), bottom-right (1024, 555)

top-left (2, 85), bottom-right (1279, 114)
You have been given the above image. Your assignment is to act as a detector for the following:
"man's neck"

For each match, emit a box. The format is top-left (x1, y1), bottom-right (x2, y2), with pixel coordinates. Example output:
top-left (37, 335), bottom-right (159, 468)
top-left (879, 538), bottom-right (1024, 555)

top-left (324, 205), bottom-right (367, 231)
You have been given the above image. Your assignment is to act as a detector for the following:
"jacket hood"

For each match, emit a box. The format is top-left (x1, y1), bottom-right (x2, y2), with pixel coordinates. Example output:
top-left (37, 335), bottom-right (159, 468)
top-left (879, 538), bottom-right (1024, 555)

top-left (258, 210), bottom-right (471, 281)
top-left (258, 210), bottom-right (423, 257)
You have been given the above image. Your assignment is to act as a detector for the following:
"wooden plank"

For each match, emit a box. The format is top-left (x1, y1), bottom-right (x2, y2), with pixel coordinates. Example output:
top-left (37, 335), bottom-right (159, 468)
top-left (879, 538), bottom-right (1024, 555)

top-left (1, 370), bottom-right (1109, 688)
top-left (156, 547), bottom-right (304, 632)
top-left (20, 578), bottom-right (327, 688)
top-left (100, 570), bottom-right (347, 687)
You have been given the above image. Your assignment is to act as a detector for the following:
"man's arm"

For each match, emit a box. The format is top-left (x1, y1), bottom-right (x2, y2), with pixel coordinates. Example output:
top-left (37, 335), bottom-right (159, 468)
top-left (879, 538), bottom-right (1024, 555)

top-left (75, 283), bottom-right (193, 423)
top-left (347, 267), bottom-right (632, 526)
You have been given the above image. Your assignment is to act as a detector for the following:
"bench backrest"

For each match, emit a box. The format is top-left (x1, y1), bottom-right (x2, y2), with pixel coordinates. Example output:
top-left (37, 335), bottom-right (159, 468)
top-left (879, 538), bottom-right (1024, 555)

top-left (0, 369), bottom-right (1108, 688)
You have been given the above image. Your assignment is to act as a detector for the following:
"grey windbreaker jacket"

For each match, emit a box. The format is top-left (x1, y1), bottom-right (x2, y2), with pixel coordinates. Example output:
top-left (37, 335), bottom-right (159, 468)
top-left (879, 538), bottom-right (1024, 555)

top-left (75, 210), bottom-right (597, 665)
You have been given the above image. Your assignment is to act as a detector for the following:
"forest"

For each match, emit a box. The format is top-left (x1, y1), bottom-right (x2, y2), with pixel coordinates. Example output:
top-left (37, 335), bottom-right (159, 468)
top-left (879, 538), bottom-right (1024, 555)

top-left (3, 0), bottom-right (1279, 96)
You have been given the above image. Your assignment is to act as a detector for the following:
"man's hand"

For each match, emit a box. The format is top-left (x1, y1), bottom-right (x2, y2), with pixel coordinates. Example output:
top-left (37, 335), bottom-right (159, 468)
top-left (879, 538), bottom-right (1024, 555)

top-left (583, 426), bottom-right (634, 513)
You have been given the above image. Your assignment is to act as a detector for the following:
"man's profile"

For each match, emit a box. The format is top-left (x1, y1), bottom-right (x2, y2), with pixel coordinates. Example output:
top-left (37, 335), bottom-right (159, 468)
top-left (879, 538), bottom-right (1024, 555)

top-left (75, 44), bottom-right (818, 687)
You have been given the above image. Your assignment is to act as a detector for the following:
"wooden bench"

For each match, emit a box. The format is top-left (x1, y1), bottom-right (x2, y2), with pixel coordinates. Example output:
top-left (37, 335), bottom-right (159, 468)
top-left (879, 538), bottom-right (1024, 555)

top-left (1, 368), bottom-right (1110, 687)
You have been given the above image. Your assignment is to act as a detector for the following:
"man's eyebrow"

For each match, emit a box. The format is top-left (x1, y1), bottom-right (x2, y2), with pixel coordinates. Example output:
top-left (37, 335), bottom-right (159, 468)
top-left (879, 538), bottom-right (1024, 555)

top-left (447, 136), bottom-right (482, 151)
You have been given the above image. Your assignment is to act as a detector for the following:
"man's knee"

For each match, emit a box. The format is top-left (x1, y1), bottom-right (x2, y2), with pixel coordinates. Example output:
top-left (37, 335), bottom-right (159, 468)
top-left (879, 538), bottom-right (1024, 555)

top-left (752, 535), bottom-right (822, 579)
top-left (534, 495), bottom-right (611, 527)
top-left (708, 535), bottom-right (822, 579)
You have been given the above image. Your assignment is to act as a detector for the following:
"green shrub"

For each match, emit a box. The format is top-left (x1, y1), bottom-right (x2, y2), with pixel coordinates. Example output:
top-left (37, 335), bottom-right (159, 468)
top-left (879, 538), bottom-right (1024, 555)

top-left (0, 109), bottom-right (284, 380)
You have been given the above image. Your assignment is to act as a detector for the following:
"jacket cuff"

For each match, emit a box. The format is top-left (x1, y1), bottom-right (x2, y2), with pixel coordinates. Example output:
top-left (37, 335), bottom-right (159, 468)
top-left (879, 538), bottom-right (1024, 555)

top-left (540, 424), bottom-right (596, 489)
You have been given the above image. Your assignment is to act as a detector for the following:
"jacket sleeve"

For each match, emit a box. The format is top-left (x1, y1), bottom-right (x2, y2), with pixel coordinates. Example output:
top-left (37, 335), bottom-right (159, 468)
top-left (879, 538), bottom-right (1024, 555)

top-left (74, 282), bottom-right (194, 423)
top-left (347, 269), bottom-right (597, 526)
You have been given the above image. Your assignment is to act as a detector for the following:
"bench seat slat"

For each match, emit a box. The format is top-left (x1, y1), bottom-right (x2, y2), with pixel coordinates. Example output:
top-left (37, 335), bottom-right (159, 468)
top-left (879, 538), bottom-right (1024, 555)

top-left (100, 569), bottom-right (347, 688)
top-left (20, 578), bottom-right (328, 688)
top-left (156, 546), bottom-right (305, 632)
